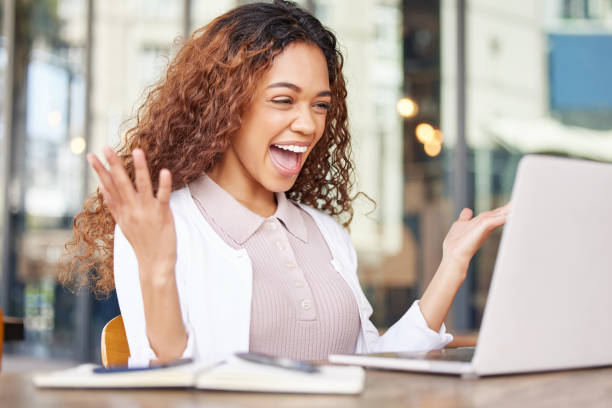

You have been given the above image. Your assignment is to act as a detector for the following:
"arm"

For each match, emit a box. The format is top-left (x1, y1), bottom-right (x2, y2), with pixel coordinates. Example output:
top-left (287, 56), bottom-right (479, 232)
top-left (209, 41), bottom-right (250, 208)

top-left (419, 205), bottom-right (510, 332)
top-left (351, 205), bottom-right (508, 353)
top-left (418, 258), bottom-right (465, 333)
top-left (88, 147), bottom-right (187, 363)
top-left (139, 261), bottom-right (187, 363)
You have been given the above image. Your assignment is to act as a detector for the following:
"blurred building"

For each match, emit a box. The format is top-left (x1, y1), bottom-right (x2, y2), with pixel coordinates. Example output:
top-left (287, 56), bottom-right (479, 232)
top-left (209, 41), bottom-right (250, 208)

top-left (1, 0), bottom-right (611, 363)
top-left (0, 0), bottom-right (407, 362)
top-left (441, 0), bottom-right (612, 323)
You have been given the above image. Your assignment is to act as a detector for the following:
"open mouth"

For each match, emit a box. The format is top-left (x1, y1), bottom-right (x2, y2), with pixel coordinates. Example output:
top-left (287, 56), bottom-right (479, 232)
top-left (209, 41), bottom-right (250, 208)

top-left (269, 144), bottom-right (307, 177)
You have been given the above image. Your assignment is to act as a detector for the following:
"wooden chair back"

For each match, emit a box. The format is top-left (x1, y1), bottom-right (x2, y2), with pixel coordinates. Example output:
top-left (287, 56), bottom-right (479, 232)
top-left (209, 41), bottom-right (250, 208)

top-left (101, 315), bottom-right (130, 367)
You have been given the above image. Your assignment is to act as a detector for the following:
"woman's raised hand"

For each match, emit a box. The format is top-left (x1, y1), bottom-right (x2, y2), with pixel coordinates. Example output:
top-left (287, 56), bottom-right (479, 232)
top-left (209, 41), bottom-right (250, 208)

top-left (442, 203), bottom-right (510, 275)
top-left (86, 147), bottom-right (177, 271)
top-left (419, 203), bottom-right (510, 332)
top-left (89, 147), bottom-right (186, 361)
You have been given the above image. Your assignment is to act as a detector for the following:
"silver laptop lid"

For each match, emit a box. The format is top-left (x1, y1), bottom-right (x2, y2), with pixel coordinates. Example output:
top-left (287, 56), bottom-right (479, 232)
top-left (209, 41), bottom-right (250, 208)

top-left (473, 155), bottom-right (612, 376)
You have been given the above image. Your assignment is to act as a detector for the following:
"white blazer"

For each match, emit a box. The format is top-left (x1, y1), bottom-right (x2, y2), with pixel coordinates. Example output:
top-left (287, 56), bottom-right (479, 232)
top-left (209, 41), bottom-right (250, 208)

top-left (114, 187), bottom-right (453, 367)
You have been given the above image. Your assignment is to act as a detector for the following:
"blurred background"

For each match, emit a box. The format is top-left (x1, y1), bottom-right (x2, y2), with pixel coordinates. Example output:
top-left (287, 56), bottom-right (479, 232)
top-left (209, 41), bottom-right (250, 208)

top-left (1, 0), bottom-right (611, 364)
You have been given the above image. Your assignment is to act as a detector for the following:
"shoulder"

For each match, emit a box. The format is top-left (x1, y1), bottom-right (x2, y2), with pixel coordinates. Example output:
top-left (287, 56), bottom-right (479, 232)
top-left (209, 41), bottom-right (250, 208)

top-left (295, 201), bottom-right (341, 228)
top-left (169, 186), bottom-right (193, 211)
top-left (168, 186), bottom-right (197, 225)
top-left (167, 185), bottom-right (225, 250)
top-left (165, 186), bottom-right (207, 249)
top-left (295, 201), bottom-right (352, 246)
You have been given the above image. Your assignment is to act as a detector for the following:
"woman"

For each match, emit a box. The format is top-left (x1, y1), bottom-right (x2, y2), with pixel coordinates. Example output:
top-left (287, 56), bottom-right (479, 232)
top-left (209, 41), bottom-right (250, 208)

top-left (63, 0), bottom-right (508, 366)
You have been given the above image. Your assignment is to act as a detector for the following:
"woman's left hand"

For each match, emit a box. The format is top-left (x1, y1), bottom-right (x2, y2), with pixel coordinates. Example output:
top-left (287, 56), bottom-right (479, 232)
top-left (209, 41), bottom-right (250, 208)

top-left (442, 202), bottom-right (511, 280)
top-left (419, 202), bottom-right (510, 332)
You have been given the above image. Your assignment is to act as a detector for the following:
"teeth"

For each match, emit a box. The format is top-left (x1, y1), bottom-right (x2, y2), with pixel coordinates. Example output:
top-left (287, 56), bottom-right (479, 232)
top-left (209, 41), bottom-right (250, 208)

top-left (273, 144), bottom-right (307, 153)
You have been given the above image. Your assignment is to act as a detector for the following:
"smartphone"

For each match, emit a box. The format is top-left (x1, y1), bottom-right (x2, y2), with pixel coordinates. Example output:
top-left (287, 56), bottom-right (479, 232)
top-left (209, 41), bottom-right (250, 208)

top-left (235, 352), bottom-right (320, 373)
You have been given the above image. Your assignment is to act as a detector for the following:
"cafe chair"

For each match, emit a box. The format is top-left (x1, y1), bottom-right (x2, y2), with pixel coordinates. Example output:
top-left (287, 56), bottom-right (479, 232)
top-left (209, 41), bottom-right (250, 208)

top-left (101, 315), bottom-right (130, 368)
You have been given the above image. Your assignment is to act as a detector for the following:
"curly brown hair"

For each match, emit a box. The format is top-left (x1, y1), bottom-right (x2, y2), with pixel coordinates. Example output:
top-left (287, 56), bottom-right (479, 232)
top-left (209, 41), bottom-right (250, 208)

top-left (61, 0), bottom-right (359, 297)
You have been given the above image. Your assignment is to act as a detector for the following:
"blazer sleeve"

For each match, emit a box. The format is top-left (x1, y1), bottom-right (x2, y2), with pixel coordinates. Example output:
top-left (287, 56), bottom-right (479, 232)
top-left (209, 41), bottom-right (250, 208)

top-left (113, 224), bottom-right (195, 367)
top-left (366, 300), bottom-right (454, 352)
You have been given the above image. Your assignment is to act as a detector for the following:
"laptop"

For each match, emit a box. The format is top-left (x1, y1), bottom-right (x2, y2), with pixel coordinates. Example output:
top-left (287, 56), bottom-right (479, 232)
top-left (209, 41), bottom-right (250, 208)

top-left (330, 155), bottom-right (612, 378)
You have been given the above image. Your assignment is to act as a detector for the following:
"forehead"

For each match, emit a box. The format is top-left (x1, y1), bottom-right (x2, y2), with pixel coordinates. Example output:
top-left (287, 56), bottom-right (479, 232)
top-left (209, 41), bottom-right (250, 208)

top-left (262, 42), bottom-right (330, 90)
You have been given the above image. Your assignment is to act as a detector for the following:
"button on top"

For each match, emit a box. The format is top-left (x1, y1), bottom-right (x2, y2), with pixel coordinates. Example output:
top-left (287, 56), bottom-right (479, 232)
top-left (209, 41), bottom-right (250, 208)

top-left (275, 241), bottom-right (285, 251)
top-left (301, 299), bottom-right (312, 310)
top-left (294, 280), bottom-right (304, 288)
top-left (285, 261), bottom-right (297, 269)
top-left (266, 221), bottom-right (278, 231)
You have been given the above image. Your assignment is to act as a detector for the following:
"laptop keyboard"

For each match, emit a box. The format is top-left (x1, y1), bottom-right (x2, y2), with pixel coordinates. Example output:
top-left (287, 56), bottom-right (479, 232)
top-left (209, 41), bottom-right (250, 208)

top-left (394, 347), bottom-right (475, 363)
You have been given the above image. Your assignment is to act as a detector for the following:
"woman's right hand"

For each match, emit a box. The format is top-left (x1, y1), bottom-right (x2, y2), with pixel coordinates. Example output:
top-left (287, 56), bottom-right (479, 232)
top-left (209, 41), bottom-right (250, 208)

top-left (87, 147), bottom-right (177, 274)
top-left (89, 147), bottom-right (187, 362)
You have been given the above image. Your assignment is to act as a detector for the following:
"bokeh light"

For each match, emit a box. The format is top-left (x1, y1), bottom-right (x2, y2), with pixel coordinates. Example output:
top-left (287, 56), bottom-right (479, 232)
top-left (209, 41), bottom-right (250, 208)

top-left (396, 97), bottom-right (418, 118)
top-left (47, 110), bottom-right (62, 127)
top-left (415, 123), bottom-right (435, 144)
top-left (70, 137), bottom-right (86, 155)
top-left (433, 129), bottom-right (444, 143)
top-left (424, 141), bottom-right (442, 157)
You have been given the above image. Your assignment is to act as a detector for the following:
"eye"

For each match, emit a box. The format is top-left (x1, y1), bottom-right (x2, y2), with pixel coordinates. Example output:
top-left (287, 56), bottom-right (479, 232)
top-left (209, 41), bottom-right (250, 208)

top-left (314, 102), bottom-right (331, 112)
top-left (271, 98), bottom-right (293, 105)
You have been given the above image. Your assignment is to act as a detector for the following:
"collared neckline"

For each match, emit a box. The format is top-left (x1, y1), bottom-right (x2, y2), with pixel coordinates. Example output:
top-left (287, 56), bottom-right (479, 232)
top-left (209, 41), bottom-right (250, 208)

top-left (189, 174), bottom-right (308, 245)
top-left (274, 189), bottom-right (308, 243)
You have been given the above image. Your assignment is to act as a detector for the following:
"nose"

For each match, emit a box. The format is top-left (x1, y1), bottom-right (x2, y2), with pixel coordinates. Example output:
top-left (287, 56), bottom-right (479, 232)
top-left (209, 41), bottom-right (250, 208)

top-left (290, 105), bottom-right (316, 136)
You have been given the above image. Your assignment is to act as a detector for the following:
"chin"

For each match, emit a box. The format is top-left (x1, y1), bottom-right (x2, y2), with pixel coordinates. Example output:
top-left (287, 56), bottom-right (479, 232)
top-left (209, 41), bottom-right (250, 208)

top-left (264, 175), bottom-right (299, 194)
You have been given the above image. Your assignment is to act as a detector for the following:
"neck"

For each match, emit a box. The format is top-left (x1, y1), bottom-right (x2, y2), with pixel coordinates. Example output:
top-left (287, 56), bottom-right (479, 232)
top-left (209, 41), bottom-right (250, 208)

top-left (207, 157), bottom-right (277, 218)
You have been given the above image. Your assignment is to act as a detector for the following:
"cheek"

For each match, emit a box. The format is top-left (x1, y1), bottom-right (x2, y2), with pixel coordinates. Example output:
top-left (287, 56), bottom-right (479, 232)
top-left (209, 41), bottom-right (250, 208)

top-left (235, 124), bottom-right (266, 155)
top-left (318, 116), bottom-right (328, 138)
top-left (314, 121), bottom-right (327, 145)
top-left (243, 111), bottom-right (288, 150)
top-left (307, 132), bottom-right (326, 159)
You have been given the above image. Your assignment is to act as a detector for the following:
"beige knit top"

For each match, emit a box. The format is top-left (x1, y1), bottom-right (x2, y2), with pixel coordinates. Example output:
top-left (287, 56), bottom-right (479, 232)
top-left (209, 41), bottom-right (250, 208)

top-left (189, 174), bottom-right (360, 361)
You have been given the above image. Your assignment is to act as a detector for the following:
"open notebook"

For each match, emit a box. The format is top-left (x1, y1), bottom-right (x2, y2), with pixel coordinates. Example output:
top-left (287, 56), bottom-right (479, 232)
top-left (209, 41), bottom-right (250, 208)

top-left (32, 354), bottom-right (365, 394)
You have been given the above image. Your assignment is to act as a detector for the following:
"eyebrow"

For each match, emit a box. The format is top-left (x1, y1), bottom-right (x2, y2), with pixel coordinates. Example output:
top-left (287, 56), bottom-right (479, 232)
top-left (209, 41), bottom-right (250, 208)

top-left (267, 82), bottom-right (332, 97)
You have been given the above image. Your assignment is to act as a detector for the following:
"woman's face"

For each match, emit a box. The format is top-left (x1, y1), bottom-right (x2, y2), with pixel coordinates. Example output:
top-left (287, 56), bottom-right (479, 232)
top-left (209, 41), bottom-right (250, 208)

top-left (212, 42), bottom-right (331, 196)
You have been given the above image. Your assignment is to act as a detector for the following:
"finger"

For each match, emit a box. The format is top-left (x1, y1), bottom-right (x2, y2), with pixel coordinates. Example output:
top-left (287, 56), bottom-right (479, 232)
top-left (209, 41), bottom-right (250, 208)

top-left (476, 203), bottom-right (510, 220)
top-left (491, 204), bottom-right (510, 221)
top-left (156, 169), bottom-right (172, 205)
top-left (87, 153), bottom-right (122, 205)
top-left (458, 208), bottom-right (473, 221)
top-left (98, 183), bottom-right (119, 218)
top-left (492, 202), bottom-right (511, 215)
top-left (133, 149), bottom-right (153, 199)
top-left (479, 211), bottom-right (508, 231)
top-left (97, 182), bottom-right (112, 205)
top-left (103, 147), bottom-right (136, 204)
